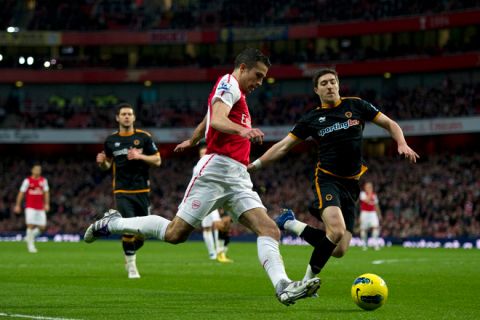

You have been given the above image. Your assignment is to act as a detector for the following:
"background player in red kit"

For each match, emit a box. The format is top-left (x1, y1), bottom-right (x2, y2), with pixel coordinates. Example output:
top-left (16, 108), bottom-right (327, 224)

top-left (85, 48), bottom-right (320, 306)
top-left (14, 164), bottom-right (50, 253)
top-left (359, 181), bottom-right (382, 250)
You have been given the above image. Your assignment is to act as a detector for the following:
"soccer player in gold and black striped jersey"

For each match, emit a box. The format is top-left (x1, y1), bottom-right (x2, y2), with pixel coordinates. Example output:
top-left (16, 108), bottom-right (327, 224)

top-left (96, 103), bottom-right (161, 278)
top-left (249, 68), bottom-right (419, 287)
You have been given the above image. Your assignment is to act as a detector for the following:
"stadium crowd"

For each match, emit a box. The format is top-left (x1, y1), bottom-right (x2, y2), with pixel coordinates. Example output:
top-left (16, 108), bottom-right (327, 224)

top-left (1, 151), bottom-right (479, 240)
top-left (1, 0), bottom-right (478, 70)
top-left (2, 0), bottom-right (478, 31)
top-left (2, 79), bottom-right (479, 129)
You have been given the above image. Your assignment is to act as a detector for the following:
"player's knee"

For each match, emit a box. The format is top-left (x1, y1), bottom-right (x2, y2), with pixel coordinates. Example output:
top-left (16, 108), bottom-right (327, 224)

top-left (258, 223), bottom-right (280, 240)
top-left (164, 227), bottom-right (188, 244)
top-left (331, 246), bottom-right (347, 258)
top-left (327, 227), bottom-right (346, 244)
top-left (166, 233), bottom-right (188, 244)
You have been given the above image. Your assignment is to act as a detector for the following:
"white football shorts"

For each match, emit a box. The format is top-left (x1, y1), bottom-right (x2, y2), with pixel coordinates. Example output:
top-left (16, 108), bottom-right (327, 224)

top-left (178, 154), bottom-right (265, 228)
top-left (25, 207), bottom-right (47, 226)
top-left (360, 210), bottom-right (379, 230)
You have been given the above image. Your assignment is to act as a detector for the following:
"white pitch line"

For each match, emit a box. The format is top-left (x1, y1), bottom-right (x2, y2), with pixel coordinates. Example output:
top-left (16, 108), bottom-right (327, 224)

top-left (372, 258), bottom-right (430, 265)
top-left (372, 259), bottom-right (400, 264)
top-left (0, 312), bottom-right (82, 320)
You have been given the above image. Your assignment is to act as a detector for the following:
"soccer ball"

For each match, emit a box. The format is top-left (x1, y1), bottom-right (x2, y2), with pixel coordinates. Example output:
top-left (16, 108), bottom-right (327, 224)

top-left (351, 273), bottom-right (388, 310)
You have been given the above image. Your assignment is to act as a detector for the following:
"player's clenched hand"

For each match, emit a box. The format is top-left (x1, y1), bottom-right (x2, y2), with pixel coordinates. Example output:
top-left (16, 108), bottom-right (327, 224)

top-left (14, 204), bottom-right (21, 214)
top-left (127, 148), bottom-right (143, 160)
top-left (174, 140), bottom-right (192, 152)
top-left (398, 144), bottom-right (420, 163)
top-left (240, 128), bottom-right (264, 145)
top-left (96, 151), bottom-right (106, 164)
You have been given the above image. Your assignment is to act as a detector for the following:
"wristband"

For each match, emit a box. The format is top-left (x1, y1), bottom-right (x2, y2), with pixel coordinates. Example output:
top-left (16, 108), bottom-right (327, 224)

top-left (251, 159), bottom-right (262, 170)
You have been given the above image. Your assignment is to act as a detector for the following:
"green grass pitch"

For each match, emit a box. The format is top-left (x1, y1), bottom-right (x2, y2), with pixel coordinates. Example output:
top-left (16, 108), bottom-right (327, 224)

top-left (0, 241), bottom-right (479, 320)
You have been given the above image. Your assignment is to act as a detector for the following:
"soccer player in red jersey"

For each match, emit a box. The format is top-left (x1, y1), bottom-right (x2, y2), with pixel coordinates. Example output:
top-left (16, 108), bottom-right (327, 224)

top-left (359, 182), bottom-right (382, 250)
top-left (85, 48), bottom-right (320, 305)
top-left (14, 164), bottom-right (50, 253)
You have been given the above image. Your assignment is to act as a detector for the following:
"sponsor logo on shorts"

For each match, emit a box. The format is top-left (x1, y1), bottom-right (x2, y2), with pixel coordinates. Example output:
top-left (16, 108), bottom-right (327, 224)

top-left (192, 199), bottom-right (201, 209)
top-left (326, 194), bottom-right (333, 201)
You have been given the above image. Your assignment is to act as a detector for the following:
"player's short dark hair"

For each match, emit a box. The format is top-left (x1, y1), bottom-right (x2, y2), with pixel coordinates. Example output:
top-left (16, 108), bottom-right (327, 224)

top-left (234, 48), bottom-right (271, 69)
top-left (116, 103), bottom-right (135, 115)
top-left (313, 68), bottom-right (339, 87)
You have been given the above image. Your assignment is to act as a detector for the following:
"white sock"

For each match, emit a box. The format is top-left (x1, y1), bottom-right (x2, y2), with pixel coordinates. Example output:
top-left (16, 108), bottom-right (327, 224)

top-left (125, 254), bottom-right (136, 265)
top-left (216, 236), bottom-right (225, 254)
top-left (303, 264), bottom-right (317, 281)
top-left (372, 228), bottom-right (380, 247)
top-left (213, 229), bottom-right (220, 249)
top-left (32, 227), bottom-right (41, 238)
top-left (360, 230), bottom-right (368, 247)
top-left (25, 229), bottom-right (34, 245)
top-left (257, 236), bottom-right (290, 287)
top-left (202, 230), bottom-right (216, 257)
top-left (110, 215), bottom-right (171, 240)
top-left (284, 220), bottom-right (307, 235)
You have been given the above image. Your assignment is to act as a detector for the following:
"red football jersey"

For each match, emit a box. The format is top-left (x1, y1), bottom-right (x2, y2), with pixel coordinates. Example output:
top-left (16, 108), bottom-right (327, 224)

top-left (360, 191), bottom-right (378, 212)
top-left (20, 176), bottom-right (49, 210)
top-left (205, 74), bottom-right (252, 166)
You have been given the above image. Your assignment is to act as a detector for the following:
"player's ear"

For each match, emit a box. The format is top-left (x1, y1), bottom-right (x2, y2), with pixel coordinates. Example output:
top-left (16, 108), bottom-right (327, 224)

top-left (238, 63), bottom-right (247, 74)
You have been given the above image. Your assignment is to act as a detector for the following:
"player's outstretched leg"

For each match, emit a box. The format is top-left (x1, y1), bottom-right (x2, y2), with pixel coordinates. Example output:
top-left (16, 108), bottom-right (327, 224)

top-left (84, 209), bottom-right (190, 244)
top-left (84, 209), bottom-right (122, 243)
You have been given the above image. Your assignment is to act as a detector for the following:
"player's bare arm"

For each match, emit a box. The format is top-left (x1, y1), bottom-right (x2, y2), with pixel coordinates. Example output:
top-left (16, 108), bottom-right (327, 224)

top-left (127, 148), bottom-right (161, 167)
top-left (96, 151), bottom-right (112, 170)
top-left (211, 100), bottom-right (264, 144)
top-left (14, 191), bottom-right (24, 214)
top-left (44, 191), bottom-right (50, 212)
top-left (248, 134), bottom-right (302, 172)
top-left (373, 113), bottom-right (420, 163)
top-left (174, 115), bottom-right (207, 152)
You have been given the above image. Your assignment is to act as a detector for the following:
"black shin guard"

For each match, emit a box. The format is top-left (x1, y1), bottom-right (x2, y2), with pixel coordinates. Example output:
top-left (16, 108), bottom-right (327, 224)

top-left (300, 226), bottom-right (327, 247)
top-left (122, 235), bottom-right (136, 256)
top-left (134, 236), bottom-right (145, 252)
top-left (309, 236), bottom-right (337, 274)
top-left (219, 231), bottom-right (230, 247)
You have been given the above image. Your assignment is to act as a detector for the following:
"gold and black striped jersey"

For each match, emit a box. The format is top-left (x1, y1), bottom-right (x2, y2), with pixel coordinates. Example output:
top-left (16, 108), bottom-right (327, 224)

top-left (290, 97), bottom-right (380, 179)
top-left (104, 129), bottom-right (159, 193)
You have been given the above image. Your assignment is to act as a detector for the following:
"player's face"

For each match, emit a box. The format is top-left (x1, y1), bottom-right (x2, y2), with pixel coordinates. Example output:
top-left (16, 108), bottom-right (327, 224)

top-left (31, 165), bottom-right (41, 177)
top-left (116, 108), bottom-right (136, 129)
top-left (364, 182), bottom-right (373, 192)
top-left (314, 73), bottom-right (340, 105)
top-left (238, 62), bottom-right (268, 94)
